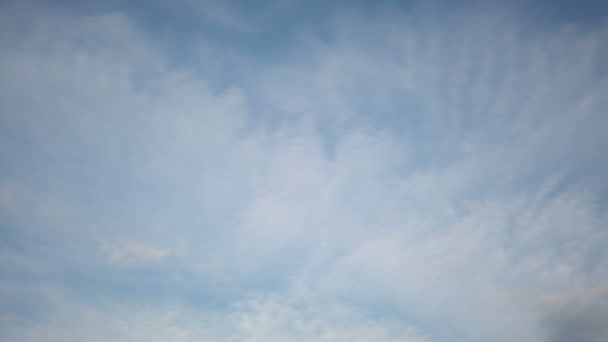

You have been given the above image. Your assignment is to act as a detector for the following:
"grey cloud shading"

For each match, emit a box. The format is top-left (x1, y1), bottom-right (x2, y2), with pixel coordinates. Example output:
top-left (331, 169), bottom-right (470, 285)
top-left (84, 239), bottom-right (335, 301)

top-left (539, 286), bottom-right (608, 342)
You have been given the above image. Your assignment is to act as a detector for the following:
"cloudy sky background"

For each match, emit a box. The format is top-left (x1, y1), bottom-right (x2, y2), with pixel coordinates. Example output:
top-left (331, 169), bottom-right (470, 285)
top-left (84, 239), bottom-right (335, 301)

top-left (1, 0), bottom-right (607, 341)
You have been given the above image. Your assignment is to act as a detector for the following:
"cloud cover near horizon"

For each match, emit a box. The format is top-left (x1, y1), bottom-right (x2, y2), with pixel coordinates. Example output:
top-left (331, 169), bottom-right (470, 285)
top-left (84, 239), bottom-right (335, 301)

top-left (1, 0), bottom-right (607, 341)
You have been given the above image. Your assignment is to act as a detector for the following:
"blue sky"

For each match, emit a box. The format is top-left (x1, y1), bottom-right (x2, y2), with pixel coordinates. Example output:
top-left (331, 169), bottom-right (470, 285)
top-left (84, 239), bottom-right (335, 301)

top-left (1, 0), bottom-right (607, 341)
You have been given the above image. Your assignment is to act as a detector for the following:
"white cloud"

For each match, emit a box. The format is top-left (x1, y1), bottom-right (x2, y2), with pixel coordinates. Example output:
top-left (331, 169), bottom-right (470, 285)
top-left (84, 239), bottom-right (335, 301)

top-left (1, 289), bottom-right (428, 342)
top-left (101, 238), bottom-right (171, 267)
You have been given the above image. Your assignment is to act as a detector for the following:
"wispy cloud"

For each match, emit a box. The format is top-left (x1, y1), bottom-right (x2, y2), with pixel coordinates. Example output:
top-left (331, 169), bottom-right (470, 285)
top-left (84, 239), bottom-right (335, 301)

top-left (100, 238), bottom-right (171, 267)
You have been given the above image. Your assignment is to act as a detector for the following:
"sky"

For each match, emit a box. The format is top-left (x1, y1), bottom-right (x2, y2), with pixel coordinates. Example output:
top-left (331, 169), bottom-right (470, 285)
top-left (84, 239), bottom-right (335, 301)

top-left (0, 0), bottom-right (607, 341)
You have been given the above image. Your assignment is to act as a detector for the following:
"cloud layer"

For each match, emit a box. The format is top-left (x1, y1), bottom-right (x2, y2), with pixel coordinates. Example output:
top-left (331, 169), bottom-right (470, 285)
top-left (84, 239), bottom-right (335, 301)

top-left (1, 1), bottom-right (607, 341)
